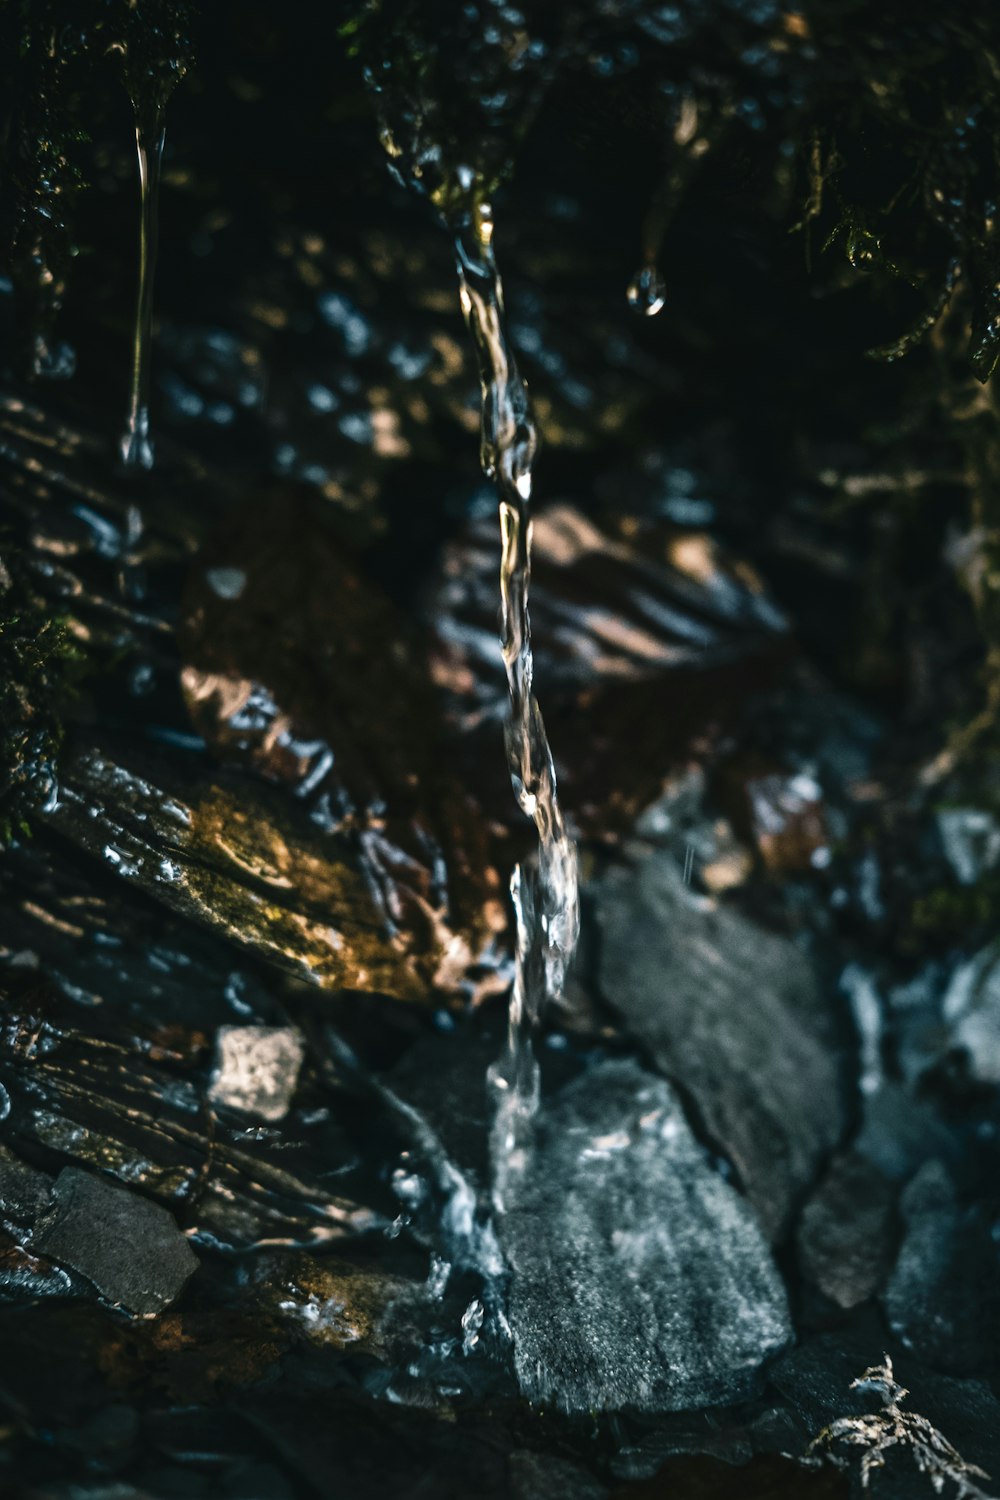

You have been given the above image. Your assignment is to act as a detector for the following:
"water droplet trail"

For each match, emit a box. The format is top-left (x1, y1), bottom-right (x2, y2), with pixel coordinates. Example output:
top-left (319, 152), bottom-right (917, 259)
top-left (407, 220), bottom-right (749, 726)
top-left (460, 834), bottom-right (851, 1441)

top-left (453, 202), bottom-right (579, 1211)
top-left (120, 107), bottom-right (165, 470)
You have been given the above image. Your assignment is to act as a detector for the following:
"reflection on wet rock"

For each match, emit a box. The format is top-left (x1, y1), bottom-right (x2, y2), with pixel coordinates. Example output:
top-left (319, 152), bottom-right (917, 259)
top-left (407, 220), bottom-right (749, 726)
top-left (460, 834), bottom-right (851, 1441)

top-left (596, 849), bottom-right (844, 1239)
top-left (179, 494), bottom-right (505, 996)
top-left (502, 1059), bottom-right (790, 1412)
top-left (942, 946), bottom-right (1000, 1084)
top-left (0, 974), bottom-right (376, 1252)
top-left (426, 504), bottom-right (790, 835)
top-left (44, 738), bottom-right (433, 1002)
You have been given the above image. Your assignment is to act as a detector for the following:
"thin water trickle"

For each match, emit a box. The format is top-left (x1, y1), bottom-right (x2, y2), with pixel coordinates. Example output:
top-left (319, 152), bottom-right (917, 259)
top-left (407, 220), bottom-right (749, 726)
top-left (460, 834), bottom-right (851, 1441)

top-left (120, 112), bottom-right (165, 470)
top-left (453, 202), bottom-right (579, 1212)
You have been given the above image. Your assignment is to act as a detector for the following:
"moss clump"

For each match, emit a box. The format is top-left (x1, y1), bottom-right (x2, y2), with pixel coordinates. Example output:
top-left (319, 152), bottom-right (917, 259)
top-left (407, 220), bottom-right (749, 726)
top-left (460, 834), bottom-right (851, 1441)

top-left (0, 549), bottom-right (80, 843)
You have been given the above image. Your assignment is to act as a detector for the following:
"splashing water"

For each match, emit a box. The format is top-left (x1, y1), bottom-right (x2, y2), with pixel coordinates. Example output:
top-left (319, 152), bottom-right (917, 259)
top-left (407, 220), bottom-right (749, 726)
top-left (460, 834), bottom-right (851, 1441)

top-left (453, 202), bottom-right (579, 1212)
top-left (120, 108), bottom-right (165, 470)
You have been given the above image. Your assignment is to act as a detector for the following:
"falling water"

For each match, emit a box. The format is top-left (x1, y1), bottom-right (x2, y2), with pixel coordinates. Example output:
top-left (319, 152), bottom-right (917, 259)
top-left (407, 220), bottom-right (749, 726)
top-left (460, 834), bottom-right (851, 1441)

top-left (120, 108), bottom-right (165, 470)
top-left (453, 202), bottom-right (579, 1211)
top-left (626, 95), bottom-right (709, 318)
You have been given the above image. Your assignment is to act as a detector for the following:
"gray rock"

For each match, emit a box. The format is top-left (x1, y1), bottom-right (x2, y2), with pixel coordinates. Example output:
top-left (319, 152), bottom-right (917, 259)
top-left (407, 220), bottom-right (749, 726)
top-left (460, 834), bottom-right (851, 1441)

top-left (501, 1059), bottom-right (791, 1413)
top-left (882, 1161), bottom-right (999, 1373)
top-left (937, 807), bottom-right (1000, 886)
top-left (34, 1167), bottom-right (198, 1316)
top-left (596, 851), bottom-right (844, 1239)
top-left (507, 1450), bottom-right (608, 1500)
top-left (209, 1026), bottom-right (305, 1121)
top-left (797, 1151), bottom-right (896, 1308)
top-left (943, 947), bottom-right (1000, 1084)
top-left (0, 1143), bottom-right (53, 1227)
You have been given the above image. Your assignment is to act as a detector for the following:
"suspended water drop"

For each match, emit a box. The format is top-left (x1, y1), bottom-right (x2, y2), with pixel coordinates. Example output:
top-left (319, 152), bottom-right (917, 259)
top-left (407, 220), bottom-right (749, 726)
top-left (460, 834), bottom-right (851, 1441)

top-left (120, 111), bottom-right (166, 470)
top-left (627, 264), bottom-right (666, 317)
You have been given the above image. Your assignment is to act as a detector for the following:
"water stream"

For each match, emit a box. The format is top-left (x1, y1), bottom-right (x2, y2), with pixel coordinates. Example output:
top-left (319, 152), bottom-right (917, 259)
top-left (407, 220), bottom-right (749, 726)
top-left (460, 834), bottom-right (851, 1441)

top-left (453, 203), bottom-right (579, 1212)
top-left (120, 109), bottom-right (165, 470)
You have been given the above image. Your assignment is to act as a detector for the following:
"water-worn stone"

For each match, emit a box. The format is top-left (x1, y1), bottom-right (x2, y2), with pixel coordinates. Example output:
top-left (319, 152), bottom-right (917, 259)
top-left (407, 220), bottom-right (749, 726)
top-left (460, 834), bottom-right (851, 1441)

top-left (596, 851), bottom-right (844, 1239)
top-left (502, 1059), bottom-right (791, 1413)
top-left (34, 1167), bottom-right (198, 1316)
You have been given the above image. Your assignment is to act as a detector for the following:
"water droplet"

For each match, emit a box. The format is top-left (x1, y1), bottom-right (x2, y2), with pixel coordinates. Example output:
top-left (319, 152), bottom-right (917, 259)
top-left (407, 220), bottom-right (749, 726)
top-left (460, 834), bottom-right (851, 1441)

top-left (120, 116), bottom-right (166, 469)
top-left (627, 264), bottom-right (666, 317)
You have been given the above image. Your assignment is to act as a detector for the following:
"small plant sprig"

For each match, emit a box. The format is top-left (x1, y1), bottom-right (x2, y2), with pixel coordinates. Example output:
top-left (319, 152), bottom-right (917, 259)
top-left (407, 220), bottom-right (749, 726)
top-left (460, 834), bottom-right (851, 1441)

top-left (804, 1356), bottom-right (996, 1499)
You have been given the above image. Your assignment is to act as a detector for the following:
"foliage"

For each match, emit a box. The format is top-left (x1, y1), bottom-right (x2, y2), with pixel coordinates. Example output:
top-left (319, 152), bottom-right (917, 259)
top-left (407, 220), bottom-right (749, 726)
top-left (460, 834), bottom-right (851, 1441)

top-left (0, 547), bottom-right (80, 843)
top-left (805, 1356), bottom-right (996, 1498)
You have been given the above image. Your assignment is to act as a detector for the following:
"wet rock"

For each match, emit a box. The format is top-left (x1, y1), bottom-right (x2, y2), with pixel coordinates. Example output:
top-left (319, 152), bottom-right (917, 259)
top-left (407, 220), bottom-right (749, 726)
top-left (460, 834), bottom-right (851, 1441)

top-left (34, 1167), bottom-right (197, 1316)
top-left (937, 807), bottom-right (1000, 887)
top-left (0, 1235), bottom-right (74, 1300)
top-left (253, 1250), bottom-right (417, 1359)
top-left (0, 1143), bottom-right (53, 1227)
top-left (502, 1059), bottom-right (791, 1413)
top-left (596, 850), bottom-right (844, 1239)
top-left (853, 1082), bottom-right (959, 1182)
top-left (628, 1454), bottom-right (849, 1499)
top-left (0, 840), bottom-right (275, 1032)
top-left (507, 1450), bottom-right (608, 1500)
top-left (797, 1151), bottom-right (897, 1308)
top-left (209, 1026), bottom-right (305, 1122)
top-left (942, 945), bottom-right (1000, 1083)
top-left (742, 769), bottom-right (828, 875)
top-left (773, 1332), bottom-right (1000, 1500)
top-left (425, 504), bottom-right (791, 838)
top-left (882, 1161), bottom-right (1000, 1373)
top-left (632, 765), bottom-right (752, 892)
top-left (43, 736), bottom-right (432, 1003)
top-left (0, 975), bottom-right (376, 1250)
top-left (178, 494), bottom-right (505, 995)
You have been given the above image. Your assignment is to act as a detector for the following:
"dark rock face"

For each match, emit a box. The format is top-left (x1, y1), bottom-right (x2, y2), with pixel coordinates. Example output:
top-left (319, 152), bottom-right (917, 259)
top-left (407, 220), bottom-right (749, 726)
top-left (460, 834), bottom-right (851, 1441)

top-left (796, 1151), bottom-right (897, 1309)
top-left (33, 1167), bottom-right (198, 1317)
top-left (502, 1058), bottom-right (791, 1412)
top-left (2, 2), bottom-right (1000, 1494)
top-left (882, 1161), bottom-right (1000, 1375)
top-left (425, 505), bottom-right (792, 838)
top-left (43, 738), bottom-right (435, 1003)
top-left (595, 851), bottom-right (845, 1240)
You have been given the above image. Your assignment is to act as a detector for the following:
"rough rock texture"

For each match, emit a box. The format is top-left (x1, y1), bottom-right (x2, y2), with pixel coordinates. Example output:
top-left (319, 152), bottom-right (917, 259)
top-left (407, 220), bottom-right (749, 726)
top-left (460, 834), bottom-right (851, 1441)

top-left (796, 1151), bottom-right (897, 1308)
top-left (502, 1059), bottom-right (791, 1413)
top-left (34, 1167), bottom-right (198, 1315)
top-left (882, 1160), bottom-right (1000, 1375)
top-left (596, 851), bottom-right (845, 1239)
top-left (44, 739), bottom-right (431, 1002)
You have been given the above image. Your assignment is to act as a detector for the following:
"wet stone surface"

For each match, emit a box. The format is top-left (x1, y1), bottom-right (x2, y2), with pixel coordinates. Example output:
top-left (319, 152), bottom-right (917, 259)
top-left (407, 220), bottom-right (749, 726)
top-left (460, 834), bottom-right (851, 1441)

top-left (502, 1059), bottom-right (792, 1412)
top-left (595, 848), bottom-right (846, 1240)
top-left (2, 1), bottom-right (1000, 1494)
top-left (34, 1167), bottom-right (198, 1317)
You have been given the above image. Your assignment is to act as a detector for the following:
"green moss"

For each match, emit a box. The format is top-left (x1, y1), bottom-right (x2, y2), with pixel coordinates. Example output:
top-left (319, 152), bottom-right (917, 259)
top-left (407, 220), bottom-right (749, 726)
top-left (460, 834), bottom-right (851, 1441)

top-left (0, 548), bottom-right (81, 844)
